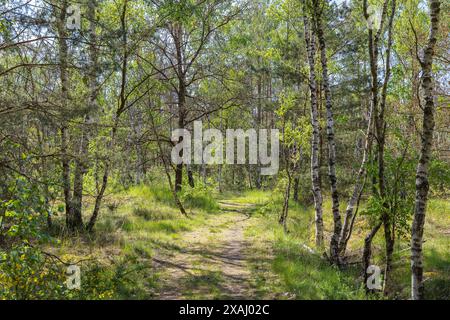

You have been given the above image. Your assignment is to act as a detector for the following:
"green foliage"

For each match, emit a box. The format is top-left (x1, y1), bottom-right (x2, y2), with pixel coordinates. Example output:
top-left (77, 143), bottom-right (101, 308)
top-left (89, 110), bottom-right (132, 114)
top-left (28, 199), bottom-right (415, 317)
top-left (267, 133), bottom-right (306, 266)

top-left (1, 0), bottom-right (448, 301)
top-left (271, 236), bottom-right (367, 299)
top-left (0, 178), bottom-right (65, 299)
top-left (1, 178), bottom-right (50, 242)
top-left (127, 178), bottom-right (219, 212)
top-left (429, 158), bottom-right (450, 197)
top-left (0, 244), bottom-right (68, 299)
top-left (363, 150), bottom-right (416, 238)
top-left (180, 182), bottom-right (220, 212)
top-left (0, 178), bottom-right (129, 300)
top-left (66, 259), bottom-right (139, 300)
top-left (133, 207), bottom-right (177, 221)
top-left (244, 192), bottom-right (368, 299)
top-left (257, 192), bottom-right (283, 217)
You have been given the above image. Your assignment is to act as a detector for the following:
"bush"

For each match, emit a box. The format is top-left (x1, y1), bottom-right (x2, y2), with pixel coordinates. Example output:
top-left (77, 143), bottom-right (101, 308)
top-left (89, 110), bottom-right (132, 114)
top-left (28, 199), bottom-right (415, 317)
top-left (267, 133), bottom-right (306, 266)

top-left (180, 182), bottom-right (219, 212)
top-left (0, 178), bottom-right (130, 300)
top-left (0, 244), bottom-right (68, 299)
top-left (429, 158), bottom-right (450, 197)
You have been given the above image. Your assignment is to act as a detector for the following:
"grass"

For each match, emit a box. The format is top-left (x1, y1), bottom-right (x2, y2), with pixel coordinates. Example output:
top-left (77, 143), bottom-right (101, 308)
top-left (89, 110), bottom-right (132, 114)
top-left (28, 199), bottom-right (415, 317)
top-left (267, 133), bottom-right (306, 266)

top-left (239, 190), bottom-right (449, 300)
top-left (180, 269), bottom-right (225, 299)
top-left (107, 184), bottom-right (221, 298)
top-left (239, 191), bottom-right (367, 299)
top-left (41, 182), bottom-right (221, 299)
top-left (38, 184), bottom-right (448, 300)
top-left (421, 199), bottom-right (450, 299)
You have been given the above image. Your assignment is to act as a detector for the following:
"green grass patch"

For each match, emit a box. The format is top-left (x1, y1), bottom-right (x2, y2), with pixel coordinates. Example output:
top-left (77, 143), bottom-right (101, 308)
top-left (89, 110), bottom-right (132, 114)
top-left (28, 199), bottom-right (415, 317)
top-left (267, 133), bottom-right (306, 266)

top-left (243, 190), bottom-right (449, 300)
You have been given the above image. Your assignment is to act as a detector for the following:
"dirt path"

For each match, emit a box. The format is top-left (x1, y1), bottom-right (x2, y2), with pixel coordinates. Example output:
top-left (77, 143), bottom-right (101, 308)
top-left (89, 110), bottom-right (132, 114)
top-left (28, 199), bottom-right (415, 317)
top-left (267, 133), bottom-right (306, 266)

top-left (152, 202), bottom-right (260, 299)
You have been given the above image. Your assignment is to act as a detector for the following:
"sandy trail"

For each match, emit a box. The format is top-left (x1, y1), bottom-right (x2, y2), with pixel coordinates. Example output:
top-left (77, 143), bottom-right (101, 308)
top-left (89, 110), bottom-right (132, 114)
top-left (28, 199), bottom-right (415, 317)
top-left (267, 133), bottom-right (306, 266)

top-left (152, 202), bottom-right (257, 299)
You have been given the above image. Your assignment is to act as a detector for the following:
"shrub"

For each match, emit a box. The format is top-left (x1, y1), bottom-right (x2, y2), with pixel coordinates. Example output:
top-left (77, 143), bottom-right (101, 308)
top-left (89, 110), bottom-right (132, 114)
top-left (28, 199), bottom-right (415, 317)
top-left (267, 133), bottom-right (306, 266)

top-left (180, 182), bottom-right (219, 212)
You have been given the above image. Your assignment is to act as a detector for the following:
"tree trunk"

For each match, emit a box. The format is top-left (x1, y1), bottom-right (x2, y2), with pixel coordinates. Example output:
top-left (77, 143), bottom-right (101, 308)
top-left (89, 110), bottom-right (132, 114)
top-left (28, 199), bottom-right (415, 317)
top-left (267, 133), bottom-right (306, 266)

top-left (72, 0), bottom-right (100, 223)
top-left (411, 0), bottom-right (441, 300)
top-left (303, 5), bottom-right (324, 247)
top-left (293, 176), bottom-right (300, 202)
top-left (339, 112), bottom-right (372, 255)
top-left (87, 129), bottom-right (115, 232)
top-left (340, 0), bottom-right (395, 261)
top-left (313, 0), bottom-right (341, 264)
top-left (129, 105), bottom-right (145, 184)
top-left (364, 0), bottom-right (388, 197)
top-left (383, 217), bottom-right (395, 294)
top-left (279, 175), bottom-right (291, 233)
top-left (359, 0), bottom-right (390, 290)
top-left (37, 124), bottom-right (52, 229)
top-left (187, 164), bottom-right (195, 188)
top-left (378, 0), bottom-right (396, 295)
top-left (174, 23), bottom-right (186, 193)
top-left (279, 126), bottom-right (292, 232)
top-left (363, 221), bottom-right (383, 292)
top-left (56, 0), bottom-right (82, 231)
top-left (150, 112), bottom-right (187, 216)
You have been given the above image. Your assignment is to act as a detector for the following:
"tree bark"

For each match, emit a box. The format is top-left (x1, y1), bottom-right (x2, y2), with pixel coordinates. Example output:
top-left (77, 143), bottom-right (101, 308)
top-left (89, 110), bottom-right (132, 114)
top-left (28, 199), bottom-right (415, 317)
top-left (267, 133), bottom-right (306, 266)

top-left (279, 124), bottom-right (292, 232)
top-left (411, 0), bottom-right (441, 301)
top-left (302, 3), bottom-right (324, 247)
top-left (339, 110), bottom-right (373, 256)
top-left (293, 175), bottom-right (300, 202)
top-left (358, 0), bottom-right (389, 285)
top-left (150, 112), bottom-right (187, 216)
top-left (279, 175), bottom-right (291, 233)
top-left (363, 221), bottom-right (382, 292)
top-left (174, 23), bottom-right (186, 193)
top-left (313, 0), bottom-right (341, 264)
top-left (56, 0), bottom-right (82, 231)
top-left (72, 0), bottom-right (99, 228)
top-left (378, 0), bottom-right (396, 295)
top-left (187, 164), bottom-right (195, 188)
top-left (129, 105), bottom-right (145, 184)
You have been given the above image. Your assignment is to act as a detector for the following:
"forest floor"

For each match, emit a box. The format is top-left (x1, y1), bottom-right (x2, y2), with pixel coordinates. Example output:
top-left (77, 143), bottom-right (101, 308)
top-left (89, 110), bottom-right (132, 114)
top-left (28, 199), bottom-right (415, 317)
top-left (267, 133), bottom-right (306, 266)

top-left (48, 185), bottom-right (449, 300)
top-left (151, 201), bottom-right (266, 299)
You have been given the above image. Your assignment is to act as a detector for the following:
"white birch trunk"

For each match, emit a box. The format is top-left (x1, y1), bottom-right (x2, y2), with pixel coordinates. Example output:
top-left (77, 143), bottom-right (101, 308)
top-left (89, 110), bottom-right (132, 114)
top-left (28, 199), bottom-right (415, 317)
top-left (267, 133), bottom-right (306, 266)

top-left (411, 0), bottom-right (441, 300)
top-left (303, 3), bottom-right (324, 247)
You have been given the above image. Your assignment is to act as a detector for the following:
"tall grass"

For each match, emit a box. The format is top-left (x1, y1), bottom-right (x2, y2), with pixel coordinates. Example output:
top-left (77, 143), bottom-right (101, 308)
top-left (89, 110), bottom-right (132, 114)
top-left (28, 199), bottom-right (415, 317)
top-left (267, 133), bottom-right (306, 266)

top-left (244, 190), bottom-right (449, 300)
top-left (127, 182), bottom-right (219, 212)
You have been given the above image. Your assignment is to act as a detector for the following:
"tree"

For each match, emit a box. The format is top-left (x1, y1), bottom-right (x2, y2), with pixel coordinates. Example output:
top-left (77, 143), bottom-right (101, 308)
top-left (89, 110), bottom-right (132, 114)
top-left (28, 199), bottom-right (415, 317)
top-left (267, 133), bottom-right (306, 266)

top-left (71, 0), bottom-right (100, 230)
top-left (411, 0), bottom-right (441, 300)
top-left (311, 0), bottom-right (341, 264)
top-left (54, 0), bottom-right (84, 231)
top-left (148, 0), bottom-right (240, 192)
top-left (302, 0), bottom-right (324, 247)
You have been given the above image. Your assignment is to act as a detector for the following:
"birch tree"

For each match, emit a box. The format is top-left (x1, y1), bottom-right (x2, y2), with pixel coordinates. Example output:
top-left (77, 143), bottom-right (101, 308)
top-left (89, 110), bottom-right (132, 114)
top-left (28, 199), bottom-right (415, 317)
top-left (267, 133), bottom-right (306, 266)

top-left (411, 0), bottom-right (441, 301)
top-left (72, 0), bottom-right (100, 229)
top-left (312, 0), bottom-right (341, 264)
top-left (302, 0), bottom-right (324, 247)
top-left (361, 0), bottom-right (388, 286)
top-left (55, 0), bottom-right (84, 231)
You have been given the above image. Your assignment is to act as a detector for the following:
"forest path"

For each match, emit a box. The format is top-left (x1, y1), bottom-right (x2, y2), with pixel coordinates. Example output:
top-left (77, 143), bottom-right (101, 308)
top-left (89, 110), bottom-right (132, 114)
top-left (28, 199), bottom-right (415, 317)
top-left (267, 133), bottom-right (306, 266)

top-left (151, 200), bottom-right (271, 299)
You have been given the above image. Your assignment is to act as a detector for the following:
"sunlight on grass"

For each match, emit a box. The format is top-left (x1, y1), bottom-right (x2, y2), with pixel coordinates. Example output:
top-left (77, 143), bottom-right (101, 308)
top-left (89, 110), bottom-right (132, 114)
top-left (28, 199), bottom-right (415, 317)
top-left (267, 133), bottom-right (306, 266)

top-left (244, 190), bottom-right (449, 300)
top-left (38, 184), bottom-right (448, 300)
